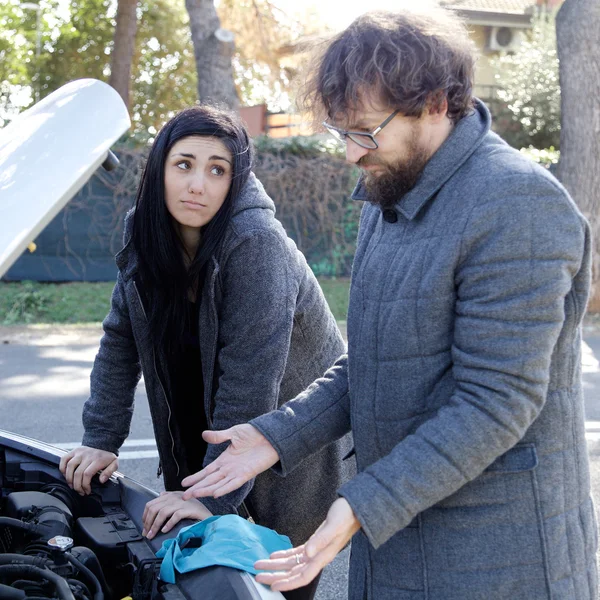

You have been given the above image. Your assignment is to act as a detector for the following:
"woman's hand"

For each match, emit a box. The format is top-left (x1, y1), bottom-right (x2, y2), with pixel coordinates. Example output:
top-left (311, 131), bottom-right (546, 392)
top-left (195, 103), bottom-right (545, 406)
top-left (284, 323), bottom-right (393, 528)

top-left (254, 498), bottom-right (361, 592)
top-left (142, 491), bottom-right (213, 539)
top-left (181, 424), bottom-right (279, 500)
top-left (59, 446), bottom-right (119, 495)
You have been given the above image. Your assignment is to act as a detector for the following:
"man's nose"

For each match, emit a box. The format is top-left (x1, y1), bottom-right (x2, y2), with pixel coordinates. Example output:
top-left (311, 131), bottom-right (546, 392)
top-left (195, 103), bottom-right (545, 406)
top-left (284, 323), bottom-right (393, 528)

top-left (345, 138), bottom-right (370, 165)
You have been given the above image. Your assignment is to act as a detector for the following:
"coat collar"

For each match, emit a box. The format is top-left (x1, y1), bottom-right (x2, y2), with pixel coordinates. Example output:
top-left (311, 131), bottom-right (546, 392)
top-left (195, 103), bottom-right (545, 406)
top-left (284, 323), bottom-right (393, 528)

top-left (351, 99), bottom-right (491, 220)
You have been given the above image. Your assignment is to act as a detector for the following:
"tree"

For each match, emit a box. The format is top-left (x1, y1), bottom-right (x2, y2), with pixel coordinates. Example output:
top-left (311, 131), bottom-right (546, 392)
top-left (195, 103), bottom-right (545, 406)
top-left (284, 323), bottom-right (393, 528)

top-left (184, 0), bottom-right (238, 109)
top-left (0, 0), bottom-right (116, 125)
top-left (109, 0), bottom-right (138, 110)
top-left (218, 0), bottom-right (325, 111)
top-left (0, 0), bottom-right (318, 134)
top-left (556, 0), bottom-right (600, 311)
top-left (490, 8), bottom-right (560, 150)
top-left (0, 0), bottom-right (197, 140)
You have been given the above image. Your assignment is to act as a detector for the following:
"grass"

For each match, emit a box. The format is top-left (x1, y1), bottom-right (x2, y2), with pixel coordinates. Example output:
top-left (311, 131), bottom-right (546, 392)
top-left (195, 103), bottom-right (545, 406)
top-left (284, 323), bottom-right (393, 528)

top-left (0, 281), bottom-right (117, 324)
top-left (0, 278), bottom-right (351, 325)
top-left (317, 277), bottom-right (350, 322)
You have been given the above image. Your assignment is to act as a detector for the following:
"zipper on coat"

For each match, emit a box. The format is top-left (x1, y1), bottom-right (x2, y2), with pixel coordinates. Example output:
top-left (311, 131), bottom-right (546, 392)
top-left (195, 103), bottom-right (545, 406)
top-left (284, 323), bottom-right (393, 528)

top-left (203, 261), bottom-right (220, 429)
top-left (133, 280), bottom-right (180, 478)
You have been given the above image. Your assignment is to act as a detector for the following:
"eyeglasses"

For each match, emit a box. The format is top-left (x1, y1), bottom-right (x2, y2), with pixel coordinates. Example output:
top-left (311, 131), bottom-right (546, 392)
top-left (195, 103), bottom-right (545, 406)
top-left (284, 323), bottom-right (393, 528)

top-left (322, 109), bottom-right (400, 150)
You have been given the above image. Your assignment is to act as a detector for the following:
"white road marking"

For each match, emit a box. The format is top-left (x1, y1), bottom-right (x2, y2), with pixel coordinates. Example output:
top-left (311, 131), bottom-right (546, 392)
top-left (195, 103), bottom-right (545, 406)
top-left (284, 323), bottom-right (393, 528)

top-left (118, 450), bottom-right (159, 459)
top-left (49, 439), bottom-right (160, 458)
top-left (50, 438), bottom-right (157, 450)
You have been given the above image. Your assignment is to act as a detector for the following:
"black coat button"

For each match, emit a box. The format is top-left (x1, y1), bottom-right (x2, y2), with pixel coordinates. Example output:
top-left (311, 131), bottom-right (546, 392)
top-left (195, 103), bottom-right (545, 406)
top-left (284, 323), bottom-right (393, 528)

top-left (383, 209), bottom-right (398, 223)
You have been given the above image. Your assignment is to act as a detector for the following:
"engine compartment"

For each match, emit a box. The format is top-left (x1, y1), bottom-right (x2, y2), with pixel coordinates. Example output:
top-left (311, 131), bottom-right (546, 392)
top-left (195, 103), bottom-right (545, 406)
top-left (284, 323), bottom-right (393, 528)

top-left (0, 435), bottom-right (278, 600)
top-left (0, 446), bottom-right (163, 600)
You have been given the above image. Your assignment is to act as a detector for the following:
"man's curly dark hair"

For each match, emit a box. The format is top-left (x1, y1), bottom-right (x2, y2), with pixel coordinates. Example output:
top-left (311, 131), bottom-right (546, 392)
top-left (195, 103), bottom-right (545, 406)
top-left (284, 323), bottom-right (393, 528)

top-left (299, 7), bottom-right (477, 125)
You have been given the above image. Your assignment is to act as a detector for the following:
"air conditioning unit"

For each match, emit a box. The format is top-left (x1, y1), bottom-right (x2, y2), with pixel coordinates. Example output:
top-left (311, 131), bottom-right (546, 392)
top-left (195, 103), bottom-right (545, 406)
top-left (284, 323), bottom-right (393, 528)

top-left (487, 26), bottom-right (522, 52)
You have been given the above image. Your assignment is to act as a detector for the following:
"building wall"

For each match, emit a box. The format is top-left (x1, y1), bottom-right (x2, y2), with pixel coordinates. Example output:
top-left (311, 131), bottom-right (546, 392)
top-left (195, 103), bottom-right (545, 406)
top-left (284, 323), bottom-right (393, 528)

top-left (470, 25), bottom-right (498, 89)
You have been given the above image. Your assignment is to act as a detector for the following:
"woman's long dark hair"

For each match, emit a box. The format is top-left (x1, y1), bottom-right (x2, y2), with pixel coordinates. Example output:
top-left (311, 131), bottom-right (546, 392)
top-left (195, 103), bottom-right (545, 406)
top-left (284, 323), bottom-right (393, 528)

top-left (132, 105), bottom-right (254, 355)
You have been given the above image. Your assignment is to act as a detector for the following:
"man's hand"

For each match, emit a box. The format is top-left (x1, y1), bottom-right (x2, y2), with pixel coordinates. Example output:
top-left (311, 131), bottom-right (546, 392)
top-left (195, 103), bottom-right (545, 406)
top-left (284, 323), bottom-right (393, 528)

top-left (142, 491), bottom-right (213, 539)
top-left (181, 424), bottom-right (279, 500)
top-left (254, 498), bottom-right (360, 592)
top-left (59, 446), bottom-right (119, 495)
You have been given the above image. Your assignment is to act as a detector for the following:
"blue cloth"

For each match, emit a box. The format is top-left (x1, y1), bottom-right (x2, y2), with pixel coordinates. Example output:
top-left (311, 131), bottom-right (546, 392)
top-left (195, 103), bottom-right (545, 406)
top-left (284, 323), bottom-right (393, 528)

top-left (156, 515), bottom-right (292, 584)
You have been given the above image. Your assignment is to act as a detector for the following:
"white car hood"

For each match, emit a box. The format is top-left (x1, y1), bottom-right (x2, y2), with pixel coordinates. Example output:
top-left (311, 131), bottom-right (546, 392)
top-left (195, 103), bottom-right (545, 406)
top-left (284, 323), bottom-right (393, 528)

top-left (0, 79), bottom-right (130, 278)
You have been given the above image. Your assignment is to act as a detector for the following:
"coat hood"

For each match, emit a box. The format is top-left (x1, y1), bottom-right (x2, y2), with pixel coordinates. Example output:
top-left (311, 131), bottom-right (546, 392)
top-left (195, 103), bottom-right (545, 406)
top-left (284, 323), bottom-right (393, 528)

top-left (230, 171), bottom-right (276, 218)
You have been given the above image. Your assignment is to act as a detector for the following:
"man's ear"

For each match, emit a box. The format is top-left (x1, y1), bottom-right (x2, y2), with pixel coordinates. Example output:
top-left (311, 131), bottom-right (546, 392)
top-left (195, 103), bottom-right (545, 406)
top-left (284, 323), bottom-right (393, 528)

top-left (425, 92), bottom-right (449, 122)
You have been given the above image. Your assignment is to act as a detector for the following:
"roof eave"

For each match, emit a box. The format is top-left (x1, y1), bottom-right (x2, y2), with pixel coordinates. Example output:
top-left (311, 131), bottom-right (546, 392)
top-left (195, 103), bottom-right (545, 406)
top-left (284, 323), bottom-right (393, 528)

top-left (450, 9), bottom-right (533, 27)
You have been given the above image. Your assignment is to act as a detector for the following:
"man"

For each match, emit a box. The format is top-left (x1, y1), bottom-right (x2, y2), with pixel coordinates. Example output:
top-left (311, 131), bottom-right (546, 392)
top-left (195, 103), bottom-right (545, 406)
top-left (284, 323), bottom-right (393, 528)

top-left (181, 7), bottom-right (598, 599)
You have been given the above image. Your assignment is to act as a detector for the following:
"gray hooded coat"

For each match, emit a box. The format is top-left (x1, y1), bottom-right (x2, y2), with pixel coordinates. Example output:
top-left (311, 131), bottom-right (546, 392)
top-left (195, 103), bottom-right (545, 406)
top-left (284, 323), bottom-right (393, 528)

top-left (81, 173), bottom-right (353, 546)
top-left (251, 100), bottom-right (598, 599)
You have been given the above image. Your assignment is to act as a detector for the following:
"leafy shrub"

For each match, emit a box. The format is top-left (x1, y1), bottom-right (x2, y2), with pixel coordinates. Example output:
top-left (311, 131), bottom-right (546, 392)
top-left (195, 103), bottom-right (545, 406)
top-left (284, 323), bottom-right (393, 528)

top-left (490, 9), bottom-right (560, 150)
top-left (253, 143), bottom-right (360, 277)
top-left (3, 281), bottom-right (48, 324)
top-left (519, 146), bottom-right (560, 170)
top-left (254, 134), bottom-right (345, 158)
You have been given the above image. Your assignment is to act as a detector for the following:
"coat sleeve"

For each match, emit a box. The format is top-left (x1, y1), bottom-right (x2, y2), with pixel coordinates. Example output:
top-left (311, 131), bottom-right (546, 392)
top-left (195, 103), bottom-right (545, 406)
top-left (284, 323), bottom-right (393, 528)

top-left (337, 175), bottom-right (591, 549)
top-left (82, 272), bottom-right (142, 454)
top-left (250, 353), bottom-right (352, 476)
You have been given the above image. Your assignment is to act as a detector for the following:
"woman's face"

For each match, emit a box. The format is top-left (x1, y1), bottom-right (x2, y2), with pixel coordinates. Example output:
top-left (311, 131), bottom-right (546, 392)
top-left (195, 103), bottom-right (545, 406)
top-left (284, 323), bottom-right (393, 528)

top-left (164, 135), bottom-right (233, 234)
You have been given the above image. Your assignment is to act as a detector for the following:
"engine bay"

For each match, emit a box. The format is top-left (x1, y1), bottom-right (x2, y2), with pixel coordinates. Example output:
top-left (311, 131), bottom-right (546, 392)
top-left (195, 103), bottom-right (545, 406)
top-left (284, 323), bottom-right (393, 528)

top-left (0, 445), bottom-right (163, 600)
top-left (0, 434), bottom-right (278, 600)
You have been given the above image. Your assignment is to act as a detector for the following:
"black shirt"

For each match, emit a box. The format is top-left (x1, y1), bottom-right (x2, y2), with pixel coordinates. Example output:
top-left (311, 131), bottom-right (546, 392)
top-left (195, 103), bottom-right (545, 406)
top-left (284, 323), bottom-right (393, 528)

top-left (169, 298), bottom-right (208, 476)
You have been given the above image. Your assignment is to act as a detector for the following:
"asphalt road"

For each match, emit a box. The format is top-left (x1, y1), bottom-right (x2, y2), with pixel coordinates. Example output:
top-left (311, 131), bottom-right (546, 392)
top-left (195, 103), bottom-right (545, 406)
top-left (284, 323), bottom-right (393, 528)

top-left (2, 323), bottom-right (600, 598)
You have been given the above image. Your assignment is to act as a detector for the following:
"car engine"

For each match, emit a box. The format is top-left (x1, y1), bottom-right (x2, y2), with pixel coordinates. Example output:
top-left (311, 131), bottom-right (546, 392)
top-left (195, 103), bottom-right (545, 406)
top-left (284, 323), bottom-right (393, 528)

top-left (0, 445), bottom-right (162, 600)
top-left (0, 434), bottom-right (279, 600)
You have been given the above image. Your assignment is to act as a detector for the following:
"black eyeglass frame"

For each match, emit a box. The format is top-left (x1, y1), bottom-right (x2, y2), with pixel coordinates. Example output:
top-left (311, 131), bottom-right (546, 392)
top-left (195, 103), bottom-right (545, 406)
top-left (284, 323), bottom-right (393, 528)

top-left (322, 109), bottom-right (400, 149)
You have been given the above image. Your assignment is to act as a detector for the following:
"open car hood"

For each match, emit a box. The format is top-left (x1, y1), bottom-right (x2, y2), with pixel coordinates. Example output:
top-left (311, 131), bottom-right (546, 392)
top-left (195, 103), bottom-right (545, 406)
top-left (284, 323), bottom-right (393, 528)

top-left (0, 79), bottom-right (130, 279)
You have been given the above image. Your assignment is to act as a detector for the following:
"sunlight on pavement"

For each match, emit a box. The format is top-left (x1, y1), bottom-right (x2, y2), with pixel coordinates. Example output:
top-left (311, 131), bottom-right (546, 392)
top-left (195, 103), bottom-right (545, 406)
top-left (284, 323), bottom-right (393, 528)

top-left (582, 341), bottom-right (599, 373)
top-left (1, 367), bottom-right (91, 398)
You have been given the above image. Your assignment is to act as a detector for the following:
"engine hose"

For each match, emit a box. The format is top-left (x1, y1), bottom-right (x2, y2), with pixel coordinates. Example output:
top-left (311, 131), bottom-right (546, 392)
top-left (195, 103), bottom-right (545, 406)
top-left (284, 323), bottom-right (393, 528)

top-left (0, 582), bottom-right (26, 600)
top-left (65, 553), bottom-right (104, 600)
top-left (67, 578), bottom-right (92, 600)
top-left (0, 565), bottom-right (75, 600)
top-left (0, 518), bottom-right (41, 537)
top-left (0, 554), bottom-right (50, 568)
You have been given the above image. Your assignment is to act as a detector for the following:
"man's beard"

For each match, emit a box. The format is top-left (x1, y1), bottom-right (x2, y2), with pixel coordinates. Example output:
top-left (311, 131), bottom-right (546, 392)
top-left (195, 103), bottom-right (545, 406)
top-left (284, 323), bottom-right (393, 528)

top-left (362, 139), bottom-right (430, 211)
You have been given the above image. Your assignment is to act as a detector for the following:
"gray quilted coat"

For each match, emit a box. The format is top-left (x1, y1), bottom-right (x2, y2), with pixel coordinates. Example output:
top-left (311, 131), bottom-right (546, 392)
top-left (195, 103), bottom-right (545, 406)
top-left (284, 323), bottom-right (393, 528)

top-left (252, 100), bottom-right (598, 599)
top-left (81, 173), bottom-right (353, 546)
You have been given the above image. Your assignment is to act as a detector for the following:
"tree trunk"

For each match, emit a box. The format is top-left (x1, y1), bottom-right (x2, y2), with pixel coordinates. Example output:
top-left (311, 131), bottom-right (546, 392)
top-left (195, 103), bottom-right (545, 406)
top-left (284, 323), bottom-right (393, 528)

top-left (556, 0), bottom-right (600, 310)
top-left (185, 0), bottom-right (239, 110)
top-left (109, 0), bottom-right (138, 111)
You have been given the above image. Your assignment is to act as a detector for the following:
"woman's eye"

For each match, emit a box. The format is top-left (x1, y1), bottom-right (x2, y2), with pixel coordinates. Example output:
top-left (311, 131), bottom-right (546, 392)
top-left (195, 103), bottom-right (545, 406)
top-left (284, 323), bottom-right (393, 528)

top-left (176, 161), bottom-right (190, 170)
top-left (211, 165), bottom-right (225, 176)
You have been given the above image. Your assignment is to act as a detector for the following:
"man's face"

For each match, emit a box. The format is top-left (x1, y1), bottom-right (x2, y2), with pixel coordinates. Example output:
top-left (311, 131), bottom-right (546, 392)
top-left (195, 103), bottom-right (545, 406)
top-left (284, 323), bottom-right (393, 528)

top-left (334, 99), bottom-right (439, 209)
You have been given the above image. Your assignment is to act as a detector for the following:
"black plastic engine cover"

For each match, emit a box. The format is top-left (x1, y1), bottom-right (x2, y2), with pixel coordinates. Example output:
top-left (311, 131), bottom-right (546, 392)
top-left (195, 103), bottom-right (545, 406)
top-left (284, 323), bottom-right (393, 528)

top-left (6, 491), bottom-right (72, 521)
top-left (76, 512), bottom-right (143, 562)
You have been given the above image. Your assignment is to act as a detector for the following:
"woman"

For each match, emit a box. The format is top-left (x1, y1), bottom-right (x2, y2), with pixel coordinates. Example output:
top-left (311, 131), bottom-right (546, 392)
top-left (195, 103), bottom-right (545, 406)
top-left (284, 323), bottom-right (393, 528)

top-left (59, 106), bottom-right (352, 599)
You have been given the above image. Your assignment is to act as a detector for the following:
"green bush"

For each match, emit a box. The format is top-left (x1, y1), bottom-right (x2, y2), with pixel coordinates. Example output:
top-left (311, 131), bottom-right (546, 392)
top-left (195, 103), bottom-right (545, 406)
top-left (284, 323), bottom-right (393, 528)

top-left (2, 281), bottom-right (48, 324)
top-left (519, 146), bottom-right (559, 170)
top-left (490, 8), bottom-right (560, 150)
top-left (253, 141), bottom-right (359, 277)
top-left (254, 134), bottom-right (345, 158)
